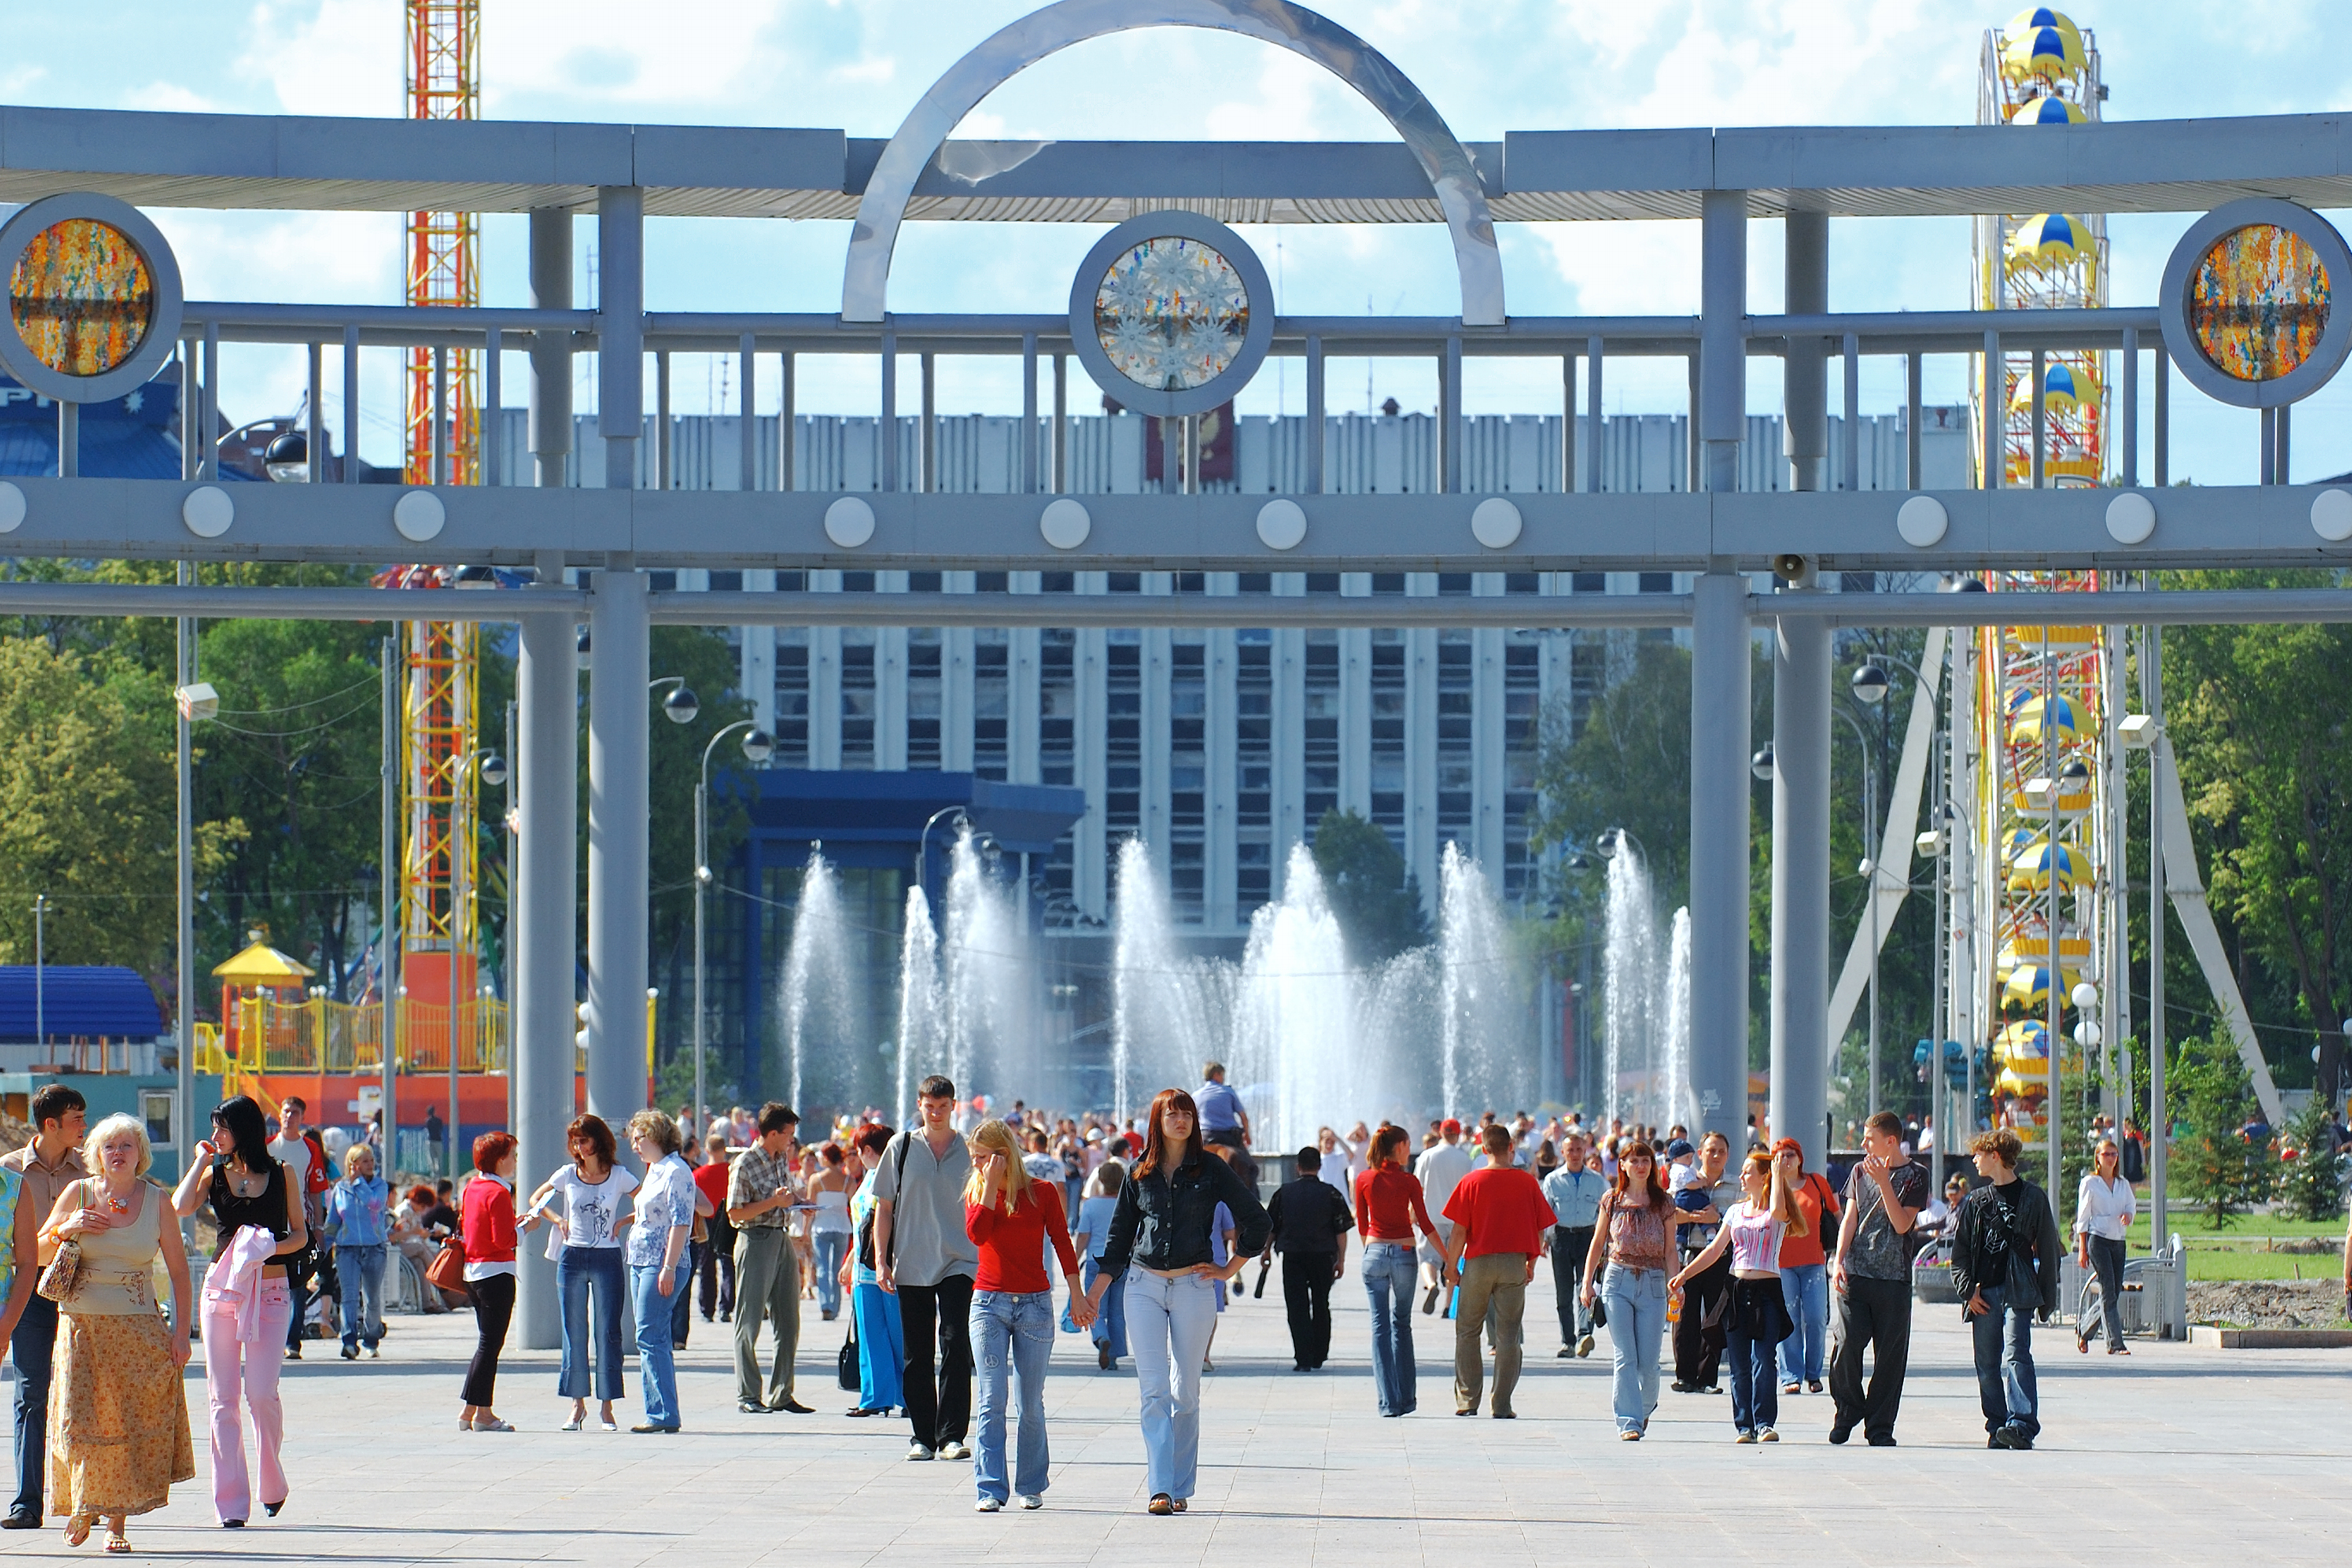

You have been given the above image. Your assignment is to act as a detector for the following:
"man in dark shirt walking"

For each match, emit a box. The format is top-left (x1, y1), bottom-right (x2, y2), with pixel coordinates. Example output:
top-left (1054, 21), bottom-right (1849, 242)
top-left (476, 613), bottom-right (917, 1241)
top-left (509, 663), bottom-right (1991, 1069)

top-left (1265, 1146), bottom-right (1353, 1371)
top-left (1829, 1110), bottom-right (1930, 1445)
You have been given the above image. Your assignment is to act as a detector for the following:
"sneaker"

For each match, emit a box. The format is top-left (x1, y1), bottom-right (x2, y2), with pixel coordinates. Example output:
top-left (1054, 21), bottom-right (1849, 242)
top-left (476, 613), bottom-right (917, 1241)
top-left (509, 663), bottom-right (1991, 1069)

top-left (1421, 1286), bottom-right (1439, 1315)
top-left (907, 1443), bottom-right (937, 1462)
top-left (1760, 1428), bottom-right (1779, 1443)
top-left (1576, 1334), bottom-right (1595, 1358)
top-left (1991, 1424), bottom-right (2033, 1450)
top-left (340, 1343), bottom-right (359, 1361)
top-left (939, 1440), bottom-right (971, 1461)
top-left (974, 1498), bottom-right (1001, 1513)
top-left (1020, 1496), bottom-right (1043, 1511)
top-left (1828, 1424), bottom-right (1852, 1445)
top-left (1735, 1431), bottom-right (1757, 1444)
top-left (368, 1347), bottom-right (381, 1359)
top-left (1867, 1435), bottom-right (1899, 1448)
top-left (1556, 1345), bottom-right (1574, 1358)
top-left (1099, 1345), bottom-right (1113, 1371)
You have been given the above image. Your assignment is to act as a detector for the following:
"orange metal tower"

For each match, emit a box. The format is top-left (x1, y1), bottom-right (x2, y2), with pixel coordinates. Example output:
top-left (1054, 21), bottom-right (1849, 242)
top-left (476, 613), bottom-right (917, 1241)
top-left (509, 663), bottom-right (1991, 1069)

top-left (400, 0), bottom-right (484, 1084)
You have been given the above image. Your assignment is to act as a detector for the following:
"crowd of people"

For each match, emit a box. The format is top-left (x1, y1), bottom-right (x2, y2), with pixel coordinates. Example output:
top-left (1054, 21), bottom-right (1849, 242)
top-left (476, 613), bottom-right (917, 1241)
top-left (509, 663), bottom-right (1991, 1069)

top-left (0, 1067), bottom-right (2200, 1540)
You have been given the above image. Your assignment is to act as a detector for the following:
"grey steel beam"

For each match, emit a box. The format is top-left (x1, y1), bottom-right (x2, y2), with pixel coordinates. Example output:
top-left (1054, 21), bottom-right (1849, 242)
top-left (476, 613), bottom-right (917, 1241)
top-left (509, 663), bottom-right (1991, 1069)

top-left (528, 211), bottom-right (574, 486)
top-left (512, 599), bottom-right (576, 1351)
top-left (1783, 213), bottom-right (1827, 494)
top-left (0, 583), bottom-right (587, 620)
top-left (1767, 589), bottom-right (2352, 627)
top-left (585, 567), bottom-right (652, 1131)
top-left (597, 187), bottom-right (645, 491)
top-left (1770, 583), bottom-right (1833, 1167)
top-left (653, 590), bottom-right (1693, 629)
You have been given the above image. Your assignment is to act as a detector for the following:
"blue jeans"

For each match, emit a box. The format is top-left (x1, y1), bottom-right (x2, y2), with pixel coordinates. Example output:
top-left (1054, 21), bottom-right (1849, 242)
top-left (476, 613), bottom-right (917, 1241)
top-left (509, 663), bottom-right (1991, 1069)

top-left (1778, 1261), bottom-right (1828, 1385)
top-left (1360, 1241), bottom-right (1418, 1416)
top-left (813, 1231), bottom-right (850, 1316)
top-left (1726, 1323), bottom-right (1778, 1434)
top-left (970, 1290), bottom-right (1054, 1503)
top-left (336, 1243), bottom-right (387, 1349)
top-left (629, 1259), bottom-right (691, 1429)
top-left (1124, 1268), bottom-right (1217, 1500)
top-left (853, 1279), bottom-right (905, 1411)
top-left (560, 1246), bottom-right (628, 1401)
top-left (1970, 1284), bottom-right (2039, 1440)
top-left (9, 1294), bottom-right (56, 1517)
top-left (1082, 1255), bottom-right (1128, 1360)
top-left (1601, 1264), bottom-right (1667, 1434)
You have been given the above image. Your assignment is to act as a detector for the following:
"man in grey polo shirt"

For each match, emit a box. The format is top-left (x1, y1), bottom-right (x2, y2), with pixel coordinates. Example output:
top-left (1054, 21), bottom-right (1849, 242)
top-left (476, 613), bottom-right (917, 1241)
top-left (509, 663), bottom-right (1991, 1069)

top-left (873, 1074), bottom-right (978, 1462)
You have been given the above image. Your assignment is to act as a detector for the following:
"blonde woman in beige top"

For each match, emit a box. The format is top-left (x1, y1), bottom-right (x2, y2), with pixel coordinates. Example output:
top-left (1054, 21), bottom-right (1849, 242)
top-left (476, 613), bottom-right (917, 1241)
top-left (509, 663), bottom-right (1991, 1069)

top-left (38, 1114), bottom-right (194, 1553)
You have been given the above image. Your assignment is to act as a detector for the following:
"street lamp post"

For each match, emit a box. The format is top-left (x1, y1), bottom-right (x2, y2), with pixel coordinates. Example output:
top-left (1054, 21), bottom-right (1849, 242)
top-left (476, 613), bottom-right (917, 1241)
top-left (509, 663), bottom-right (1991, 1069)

top-left (918, 804), bottom-right (970, 912)
top-left (172, 675), bottom-right (216, 1191)
top-left (31, 894), bottom-right (49, 1058)
top-left (1831, 700), bottom-right (1883, 1118)
top-left (448, 747), bottom-right (507, 1179)
top-left (695, 721), bottom-right (773, 1143)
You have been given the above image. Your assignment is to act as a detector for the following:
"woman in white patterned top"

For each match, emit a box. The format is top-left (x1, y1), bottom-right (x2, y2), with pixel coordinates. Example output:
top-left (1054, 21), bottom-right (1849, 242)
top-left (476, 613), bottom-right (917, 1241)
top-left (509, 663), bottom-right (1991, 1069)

top-left (623, 1112), bottom-right (696, 1434)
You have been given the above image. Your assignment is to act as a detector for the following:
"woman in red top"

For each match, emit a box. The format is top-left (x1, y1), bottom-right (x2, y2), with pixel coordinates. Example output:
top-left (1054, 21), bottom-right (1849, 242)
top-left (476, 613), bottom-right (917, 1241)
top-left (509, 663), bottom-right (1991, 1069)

top-left (1352, 1124), bottom-right (1445, 1417)
top-left (1771, 1138), bottom-right (1838, 1397)
top-left (458, 1133), bottom-right (522, 1432)
top-left (962, 1120), bottom-right (1093, 1512)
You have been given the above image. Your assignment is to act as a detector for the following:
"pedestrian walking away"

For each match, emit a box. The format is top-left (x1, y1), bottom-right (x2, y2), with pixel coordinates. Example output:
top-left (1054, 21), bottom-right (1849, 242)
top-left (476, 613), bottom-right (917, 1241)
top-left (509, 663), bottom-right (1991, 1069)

top-left (450, 1133), bottom-right (523, 1433)
top-left (1770, 1138), bottom-right (1838, 1396)
top-left (1669, 1131), bottom-right (1737, 1394)
top-left (323, 1143), bottom-right (391, 1362)
top-left (1828, 1111), bottom-right (1930, 1446)
top-left (1583, 1140), bottom-right (1677, 1438)
top-left (694, 1131), bottom-right (737, 1323)
top-left (1540, 1132), bottom-right (1603, 1359)
top-left (521, 1114), bottom-right (637, 1432)
top-left (843, 1125), bottom-right (905, 1416)
top-left (1353, 1123), bottom-right (1445, 1417)
top-left (1071, 1158), bottom-right (1130, 1371)
top-left (265, 1096), bottom-right (330, 1363)
top-left (874, 1076), bottom-right (982, 1461)
top-left (624, 1111), bottom-right (698, 1433)
top-left (1413, 1121), bottom-right (1473, 1316)
top-left (726, 1103), bottom-right (813, 1415)
top-left (2073, 1137), bottom-right (2135, 1356)
top-left (1440, 1125), bottom-right (1557, 1419)
top-left (1085, 1089), bottom-right (1268, 1516)
top-left (40, 1115), bottom-right (195, 1553)
top-left (1, 1084), bottom-right (86, 1530)
top-left (1672, 1149), bottom-right (1808, 1442)
top-left (171, 1095), bottom-right (303, 1523)
top-left (962, 1119), bottom-right (1093, 1512)
top-left (1952, 1129), bottom-right (2062, 1450)
top-left (1265, 1146), bottom-right (1353, 1371)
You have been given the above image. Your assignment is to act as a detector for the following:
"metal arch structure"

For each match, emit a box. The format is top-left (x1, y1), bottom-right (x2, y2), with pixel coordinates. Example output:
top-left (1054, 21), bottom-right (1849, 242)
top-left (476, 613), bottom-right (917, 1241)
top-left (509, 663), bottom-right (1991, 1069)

top-left (838, 0), bottom-right (1506, 325)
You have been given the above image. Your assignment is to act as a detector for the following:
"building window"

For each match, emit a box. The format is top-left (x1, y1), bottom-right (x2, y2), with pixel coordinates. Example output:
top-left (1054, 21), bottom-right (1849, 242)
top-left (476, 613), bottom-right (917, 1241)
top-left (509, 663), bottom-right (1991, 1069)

top-left (1370, 634), bottom-right (1406, 853)
top-left (774, 629), bottom-right (810, 767)
top-left (1504, 633), bottom-right (1542, 897)
top-left (908, 571), bottom-right (941, 593)
top-left (1043, 572), bottom-right (1074, 594)
top-left (1238, 573), bottom-right (1271, 594)
top-left (1371, 574), bottom-right (1406, 596)
top-left (840, 631), bottom-right (876, 768)
top-left (1505, 572), bottom-right (1539, 596)
top-left (1438, 574), bottom-right (1472, 597)
top-left (1304, 633), bottom-right (1339, 825)
top-left (1106, 640), bottom-right (1142, 847)
top-left (776, 571), bottom-right (807, 592)
top-left (1236, 640), bottom-right (1273, 922)
top-left (907, 629), bottom-right (942, 771)
top-left (1040, 629), bottom-right (1076, 789)
top-left (1571, 571), bottom-right (1605, 594)
top-left (843, 571), bottom-right (875, 593)
top-left (1637, 571), bottom-right (1673, 594)
top-left (1108, 572), bottom-right (1142, 594)
top-left (973, 630), bottom-right (1009, 781)
top-left (1436, 631), bottom-right (1474, 856)
top-left (976, 571), bottom-right (1009, 593)
top-left (709, 569), bottom-right (743, 592)
top-left (1305, 573), bottom-right (1340, 594)
top-left (647, 571), bottom-right (678, 592)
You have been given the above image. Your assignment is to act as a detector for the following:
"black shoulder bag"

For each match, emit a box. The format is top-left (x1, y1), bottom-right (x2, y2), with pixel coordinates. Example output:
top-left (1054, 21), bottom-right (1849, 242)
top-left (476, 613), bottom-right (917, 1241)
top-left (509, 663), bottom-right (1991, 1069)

top-left (855, 1134), bottom-right (916, 1274)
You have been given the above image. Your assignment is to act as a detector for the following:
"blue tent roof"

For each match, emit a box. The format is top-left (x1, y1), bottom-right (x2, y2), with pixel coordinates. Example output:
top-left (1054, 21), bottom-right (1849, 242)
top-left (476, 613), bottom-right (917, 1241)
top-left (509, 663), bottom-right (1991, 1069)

top-left (0, 372), bottom-right (252, 482)
top-left (0, 967), bottom-right (167, 1044)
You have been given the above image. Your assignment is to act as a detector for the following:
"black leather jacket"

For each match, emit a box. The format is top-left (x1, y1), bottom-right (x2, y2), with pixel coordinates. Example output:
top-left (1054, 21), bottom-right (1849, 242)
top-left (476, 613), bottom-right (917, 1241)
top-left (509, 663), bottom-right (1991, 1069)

top-left (1949, 1176), bottom-right (2062, 1318)
top-left (1099, 1148), bottom-right (1270, 1278)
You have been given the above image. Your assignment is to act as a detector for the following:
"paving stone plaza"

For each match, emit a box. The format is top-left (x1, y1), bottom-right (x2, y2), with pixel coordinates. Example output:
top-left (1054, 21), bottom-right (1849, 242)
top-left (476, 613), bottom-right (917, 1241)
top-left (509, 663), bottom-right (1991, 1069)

top-left (4, 1269), bottom-right (2332, 1565)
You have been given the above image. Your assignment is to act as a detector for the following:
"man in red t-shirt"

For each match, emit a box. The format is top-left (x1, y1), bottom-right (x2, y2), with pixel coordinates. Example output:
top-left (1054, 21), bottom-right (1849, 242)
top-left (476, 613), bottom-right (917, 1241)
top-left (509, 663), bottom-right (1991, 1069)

top-left (1440, 1123), bottom-right (1557, 1418)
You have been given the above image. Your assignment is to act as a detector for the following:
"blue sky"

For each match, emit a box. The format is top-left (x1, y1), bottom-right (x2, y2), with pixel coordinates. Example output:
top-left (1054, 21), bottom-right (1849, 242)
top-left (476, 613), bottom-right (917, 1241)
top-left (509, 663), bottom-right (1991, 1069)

top-left (7, 0), bottom-right (2349, 483)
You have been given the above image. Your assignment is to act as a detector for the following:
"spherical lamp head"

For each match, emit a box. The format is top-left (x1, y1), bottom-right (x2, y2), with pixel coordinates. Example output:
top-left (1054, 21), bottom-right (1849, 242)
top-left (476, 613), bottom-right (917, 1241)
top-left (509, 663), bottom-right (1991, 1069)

top-left (663, 686), bottom-right (700, 725)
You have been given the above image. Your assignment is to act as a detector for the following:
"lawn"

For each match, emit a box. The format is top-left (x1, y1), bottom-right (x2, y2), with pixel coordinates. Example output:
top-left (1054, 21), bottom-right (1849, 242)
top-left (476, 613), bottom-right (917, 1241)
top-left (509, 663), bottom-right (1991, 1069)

top-left (2123, 1204), bottom-right (2344, 1281)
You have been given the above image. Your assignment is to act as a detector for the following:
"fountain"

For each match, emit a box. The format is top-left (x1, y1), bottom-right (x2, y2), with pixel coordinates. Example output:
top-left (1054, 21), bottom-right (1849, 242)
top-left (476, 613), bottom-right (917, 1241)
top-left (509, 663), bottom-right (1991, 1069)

top-left (1232, 843), bottom-right (1354, 1153)
top-left (1437, 840), bottom-right (1516, 1125)
top-left (1111, 835), bottom-right (1229, 1129)
top-left (939, 827), bottom-right (1036, 1114)
top-left (778, 850), bottom-right (859, 1114)
top-left (1661, 906), bottom-right (1692, 1132)
top-left (1597, 836), bottom-right (1692, 1130)
top-left (894, 884), bottom-right (943, 1120)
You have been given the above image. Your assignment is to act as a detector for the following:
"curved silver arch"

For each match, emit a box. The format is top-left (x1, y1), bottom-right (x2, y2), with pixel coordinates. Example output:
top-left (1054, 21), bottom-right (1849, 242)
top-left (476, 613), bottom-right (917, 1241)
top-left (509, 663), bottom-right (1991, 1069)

top-left (841, 0), bottom-right (1504, 325)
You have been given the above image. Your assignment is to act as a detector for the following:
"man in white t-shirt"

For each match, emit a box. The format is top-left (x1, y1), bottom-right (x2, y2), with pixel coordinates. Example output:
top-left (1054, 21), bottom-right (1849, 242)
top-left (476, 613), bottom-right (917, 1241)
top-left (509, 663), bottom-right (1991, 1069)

top-left (1414, 1119), bottom-right (1474, 1316)
top-left (268, 1096), bottom-right (325, 1359)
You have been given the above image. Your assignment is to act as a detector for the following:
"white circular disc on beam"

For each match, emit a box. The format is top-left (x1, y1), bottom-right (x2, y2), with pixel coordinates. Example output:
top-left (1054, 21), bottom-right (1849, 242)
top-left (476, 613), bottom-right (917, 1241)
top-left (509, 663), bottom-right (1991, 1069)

top-left (1256, 498), bottom-right (1307, 551)
top-left (2105, 491), bottom-right (2156, 546)
top-left (1040, 498), bottom-right (1091, 550)
top-left (2312, 487), bottom-right (2352, 543)
top-left (1896, 494), bottom-right (1948, 548)
top-left (0, 481), bottom-right (23, 534)
top-left (393, 489), bottom-right (447, 543)
top-left (824, 495), bottom-right (876, 548)
top-left (1470, 496), bottom-right (1521, 550)
top-left (180, 485), bottom-right (233, 539)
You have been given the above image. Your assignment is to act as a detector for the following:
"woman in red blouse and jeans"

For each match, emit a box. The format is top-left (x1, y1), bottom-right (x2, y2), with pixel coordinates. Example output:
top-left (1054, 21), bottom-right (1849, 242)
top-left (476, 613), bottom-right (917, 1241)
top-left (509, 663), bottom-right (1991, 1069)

top-left (1353, 1124), bottom-right (1446, 1417)
top-left (457, 1135), bottom-right (522, 1433)
top-left (962, 1121), bottom-right (1093, 1513)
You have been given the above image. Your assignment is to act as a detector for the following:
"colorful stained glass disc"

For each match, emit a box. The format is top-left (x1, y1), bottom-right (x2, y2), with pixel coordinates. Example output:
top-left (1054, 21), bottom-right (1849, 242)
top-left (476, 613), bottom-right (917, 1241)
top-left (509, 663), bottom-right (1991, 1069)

top-left (8, 219), bottom-right (155, 378)
top-left (1093, 238), bottom-right (1250, 393)
top-left (2188, 223), bottom-right (2330, 383)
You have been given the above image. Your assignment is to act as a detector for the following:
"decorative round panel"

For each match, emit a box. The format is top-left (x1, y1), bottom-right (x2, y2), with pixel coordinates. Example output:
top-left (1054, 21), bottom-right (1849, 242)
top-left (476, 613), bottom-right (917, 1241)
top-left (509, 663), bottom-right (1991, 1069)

top-left (1068, 212), bottom-right (1273, 420)
top-left (2161, 198), bottom-right (2352, 410)
top-left (0, 194), bottom-right (182, 406)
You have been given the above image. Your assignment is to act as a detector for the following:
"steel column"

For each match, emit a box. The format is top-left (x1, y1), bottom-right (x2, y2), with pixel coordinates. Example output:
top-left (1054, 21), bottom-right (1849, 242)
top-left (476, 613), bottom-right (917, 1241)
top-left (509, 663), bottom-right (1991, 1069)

top-left (1305, 336), bottom-right (1325, 494)
top-left (341, 325), bottom-right (360, 486)
top-left (1983, 331), bottom-right (2002, 489)
top-left (1690, 567), bottom-right (1751, 1149)
top-left (585, 564), bottom-right (651, 1130)
top-left (1585, 337), bottom-right (1604, 494)
top-left (1783, 211), bottom-right (1827, 493)
top-left (1052, 353), bottom-right (1068, 493)
top-left (528, 210), bottom-right (573, 489)
top-left (1771, 588), bottom-right (1832, 1165)
top-left (514, 597), bottom-right (578, 1348)
top-left (1440, 335), bottom-right (1461, 494)
top-left (2121, 325), bottom-right (2139, 487)
top-left (1021, 332), bottom-right (1038, 494)
top-left (1700, 190), bottom-right (1747, 493)
top-left (376, 635), bottom-right (397, 1197)
top-left (1842, 332), bottom-right (1860, 492)
top-left (781, 353), bottom-right (797, 491)
top-left (739, 332), bottom-right (758, 492)
top-left (597, 187), bottom-right (644, 491)
top-left (1906, 352), bottom-right (1922, 491)
top-left (56, 403), bottom-right (77, 479)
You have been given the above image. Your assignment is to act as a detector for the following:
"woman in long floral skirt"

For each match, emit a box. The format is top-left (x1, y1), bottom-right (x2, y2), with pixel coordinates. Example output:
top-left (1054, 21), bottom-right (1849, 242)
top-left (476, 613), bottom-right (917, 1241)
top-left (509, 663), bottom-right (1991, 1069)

top-left (40, 1113), bottom-right (194, 1552)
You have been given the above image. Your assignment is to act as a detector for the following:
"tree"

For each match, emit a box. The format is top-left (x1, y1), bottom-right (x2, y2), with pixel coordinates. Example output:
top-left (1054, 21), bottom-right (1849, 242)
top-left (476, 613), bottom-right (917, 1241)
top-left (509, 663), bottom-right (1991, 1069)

top-left (0, 639), bottom-right (240, 971)
top-left (1529, 640), bottom-right (1693, 906)
top-left (2169, 1034), bottom-right (2274, 1228)
top-left (2277, 1091), bottom-right (2346, 1223)
top-left (1311, 808), bottom-right (1427, 966)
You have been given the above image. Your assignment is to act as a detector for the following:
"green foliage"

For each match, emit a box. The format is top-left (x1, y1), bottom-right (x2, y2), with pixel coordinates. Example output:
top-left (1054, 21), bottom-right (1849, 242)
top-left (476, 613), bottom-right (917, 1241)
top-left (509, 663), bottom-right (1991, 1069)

top-left (2169, 1034), bottom-right (2275, 1228)
top-left (1530, 640), bottom-right (1692, 907)
top-left (1310, 807), bottom-right (1428, 966)
top-left (0, 638), bottom-right (240, 971)
top-left (2277, 1092), bottom-right (2346, 1223)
